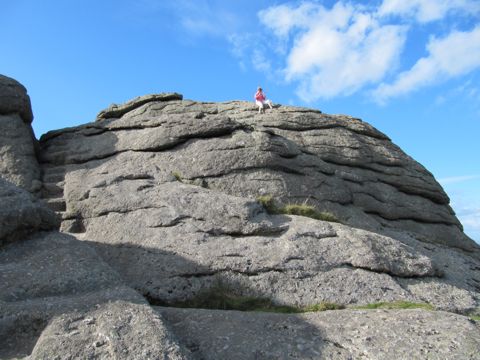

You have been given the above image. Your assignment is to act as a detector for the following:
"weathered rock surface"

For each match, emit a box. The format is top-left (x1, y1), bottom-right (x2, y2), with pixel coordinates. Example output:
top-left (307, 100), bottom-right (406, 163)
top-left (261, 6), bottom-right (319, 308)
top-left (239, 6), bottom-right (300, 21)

top-left (0, 75), bottom-right (33, 123)
top-left (39, 97), bottom-right (476, 251)
top-left (0, 172), bottom-right (187, 358)
top-left (96, 92), bottom-right (183, 120)
top-left (30, 301), bottom-right (188, 360)
top-left (58, 177), bottom-right (479, 313)
top-left (0, 75), bottom-right (41, 193)
top-left (157, 307), bottom-right (480, 359)
top-left (2, 78), bottom-right (480, 358)
top-left (0, 177), bottom-right (58, 245)
top-left (35, 94), bottom-right (480, 316)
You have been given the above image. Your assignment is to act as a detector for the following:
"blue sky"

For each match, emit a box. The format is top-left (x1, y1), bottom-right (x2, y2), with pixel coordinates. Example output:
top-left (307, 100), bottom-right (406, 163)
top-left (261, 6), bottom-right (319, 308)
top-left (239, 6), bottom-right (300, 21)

top-left (1, 0), bottom-right (479, 242)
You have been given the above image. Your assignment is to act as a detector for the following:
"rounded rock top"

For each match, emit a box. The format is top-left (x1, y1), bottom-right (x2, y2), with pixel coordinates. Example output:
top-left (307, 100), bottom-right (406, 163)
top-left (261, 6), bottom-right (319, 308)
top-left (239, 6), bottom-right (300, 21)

top-left (0, 74), bottom-right (34, 124)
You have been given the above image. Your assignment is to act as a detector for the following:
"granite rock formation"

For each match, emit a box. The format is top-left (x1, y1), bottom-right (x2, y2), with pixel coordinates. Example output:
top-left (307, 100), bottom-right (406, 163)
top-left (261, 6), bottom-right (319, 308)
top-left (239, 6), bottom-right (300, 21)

top-left (1, 74), bottom-right (479, 359)
top-left (0, 75), bottom-right (41, 194)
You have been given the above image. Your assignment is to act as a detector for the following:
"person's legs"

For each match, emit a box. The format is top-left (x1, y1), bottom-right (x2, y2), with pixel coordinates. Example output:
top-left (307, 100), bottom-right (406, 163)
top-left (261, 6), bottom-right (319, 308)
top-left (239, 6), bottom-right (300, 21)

top-left (256, 100), bottom-right (264, 113)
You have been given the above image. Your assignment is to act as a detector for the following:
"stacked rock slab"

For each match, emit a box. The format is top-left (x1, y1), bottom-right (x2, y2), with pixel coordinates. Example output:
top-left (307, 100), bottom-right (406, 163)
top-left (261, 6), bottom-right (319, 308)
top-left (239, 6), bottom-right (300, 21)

top-left (0, 75), bottom-right (189, 359)
top-left (0, 75), bottom-right (41, 193)
top-left (1, 75), bottom-right (480, 358)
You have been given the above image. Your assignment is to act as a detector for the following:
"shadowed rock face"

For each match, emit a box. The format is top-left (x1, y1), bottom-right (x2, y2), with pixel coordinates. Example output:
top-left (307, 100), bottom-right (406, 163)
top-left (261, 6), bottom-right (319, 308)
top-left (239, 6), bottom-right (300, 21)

top-left (1, 77), bottom-right (480, 358)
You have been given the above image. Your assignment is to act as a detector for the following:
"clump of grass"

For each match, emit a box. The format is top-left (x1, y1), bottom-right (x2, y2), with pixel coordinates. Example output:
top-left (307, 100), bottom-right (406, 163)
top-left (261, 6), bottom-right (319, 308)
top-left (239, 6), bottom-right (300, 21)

top-left (256, 195), bottom-right (278, 214)
top-left (256, 195), bottom-right (340, 223)
top-left (281, 204), bottom-right (340, 223)
top-left (354, 301), bottom-right (434, 311)
top-left (170, 281), bottom-right (343, 313)
top-left (303, 302), bottom-right (345, 312)
top-left (171, 171), bottom-right (183, 182)
top-left (470, 315), bottom-right (480, 321)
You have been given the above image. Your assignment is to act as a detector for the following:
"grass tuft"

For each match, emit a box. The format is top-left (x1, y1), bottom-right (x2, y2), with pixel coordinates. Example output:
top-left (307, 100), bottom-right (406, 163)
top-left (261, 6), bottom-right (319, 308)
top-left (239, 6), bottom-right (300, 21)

top-left (303, 302), bottom-right (345, 312)
top-left (354, 301), bottom-right (434, 311)
top-left (257, 195), bottom-right (340, 223)
top-left (256, 195), bottom-right (278, 214)
top-left (281, 204), bottom-right (340, 223)
top-left (172, 171), bottom-right (183, 182)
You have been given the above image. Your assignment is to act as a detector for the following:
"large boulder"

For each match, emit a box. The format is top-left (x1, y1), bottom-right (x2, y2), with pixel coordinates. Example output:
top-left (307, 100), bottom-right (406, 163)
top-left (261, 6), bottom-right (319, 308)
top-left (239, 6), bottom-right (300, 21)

top-left (39, 97), bottom-right (476, 251)
top-left (0, 75), bottom-right (41, 193)
top-left (36, 95), bottom-right (480, 316)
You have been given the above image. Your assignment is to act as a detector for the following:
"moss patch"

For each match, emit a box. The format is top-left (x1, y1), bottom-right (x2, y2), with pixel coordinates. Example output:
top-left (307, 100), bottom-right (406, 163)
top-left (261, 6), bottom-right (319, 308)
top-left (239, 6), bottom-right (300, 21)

top-left (353, 301), bottom-right (435, 311)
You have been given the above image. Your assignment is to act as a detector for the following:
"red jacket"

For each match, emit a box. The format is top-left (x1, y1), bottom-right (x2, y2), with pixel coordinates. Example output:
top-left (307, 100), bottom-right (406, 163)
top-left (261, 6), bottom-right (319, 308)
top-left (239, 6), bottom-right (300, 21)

top-left (255, 91), bottom-right (266, 101)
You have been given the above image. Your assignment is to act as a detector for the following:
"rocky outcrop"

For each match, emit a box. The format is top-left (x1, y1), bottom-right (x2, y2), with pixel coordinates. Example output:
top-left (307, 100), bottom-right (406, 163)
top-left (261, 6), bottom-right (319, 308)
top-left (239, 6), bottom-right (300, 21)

top-left (34, 94), bottom-right (480, 315)
top-left (39, 98), bottom-right (474, 251)
top-left (1, 77), bottom-right (480, 358)
top-left (0, 78), bottom-right (188, 359)
top-left (0, 75), bottom-right (41, 193)
top-left (0, 179), bottom-right (188, 359)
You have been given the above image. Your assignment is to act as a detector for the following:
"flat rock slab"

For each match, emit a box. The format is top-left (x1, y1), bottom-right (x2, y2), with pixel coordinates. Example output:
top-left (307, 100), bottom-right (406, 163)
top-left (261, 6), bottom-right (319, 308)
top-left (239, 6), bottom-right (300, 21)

top-left (157, 307), bottom-right (480, 359)
top-left (30, 301), bottom-right (190, 360)
top-left (0, 230), bottom-right (186, 359)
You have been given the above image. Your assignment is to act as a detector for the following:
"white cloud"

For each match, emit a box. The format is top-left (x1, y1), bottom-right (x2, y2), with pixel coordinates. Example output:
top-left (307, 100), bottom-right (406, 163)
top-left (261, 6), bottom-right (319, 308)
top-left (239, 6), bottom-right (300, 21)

top-left (378, 0), bottom-right (480, 23)
top-left (257, 2), bottom-right (323, 38)
top-left (373, 26), bottom-right (480, 103)
top-left (258, 2), bottom-right (406, 101)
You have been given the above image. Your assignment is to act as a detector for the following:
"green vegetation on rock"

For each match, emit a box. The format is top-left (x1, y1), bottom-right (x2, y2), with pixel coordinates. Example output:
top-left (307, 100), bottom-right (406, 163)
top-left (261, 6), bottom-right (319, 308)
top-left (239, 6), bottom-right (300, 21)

top-left (169, 282), bottom-right (344, 313)
top-left (171, 171), bottom-right (183, 182)
top-left (353, 301), bottom-right (435, 311)
top-left (257, 195), bottom-right (340, 223)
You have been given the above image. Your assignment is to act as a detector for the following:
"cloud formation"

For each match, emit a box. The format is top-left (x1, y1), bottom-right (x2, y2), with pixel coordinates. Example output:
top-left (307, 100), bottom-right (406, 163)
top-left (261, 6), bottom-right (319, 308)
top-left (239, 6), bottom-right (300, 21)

top-left (258, 2), bottom-right (406, 101)
top-left (374, 26), bottom-right (480, 103)
top-left (378, 0), bottom-right (480, 23)
top-left (256, 1), bottom-right (480, 103)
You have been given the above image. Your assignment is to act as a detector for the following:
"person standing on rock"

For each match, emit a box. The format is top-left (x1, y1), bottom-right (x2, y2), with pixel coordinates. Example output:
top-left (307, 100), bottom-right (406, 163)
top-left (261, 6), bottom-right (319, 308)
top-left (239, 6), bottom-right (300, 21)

top-left (255, 87), bottom-right (273, 114)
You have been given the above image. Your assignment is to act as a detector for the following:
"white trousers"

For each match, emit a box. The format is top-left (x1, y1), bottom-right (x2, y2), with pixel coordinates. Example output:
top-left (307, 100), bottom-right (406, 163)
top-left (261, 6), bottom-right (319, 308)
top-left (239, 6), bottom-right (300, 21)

top-left (256, 99), bottom-right (273, 112)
